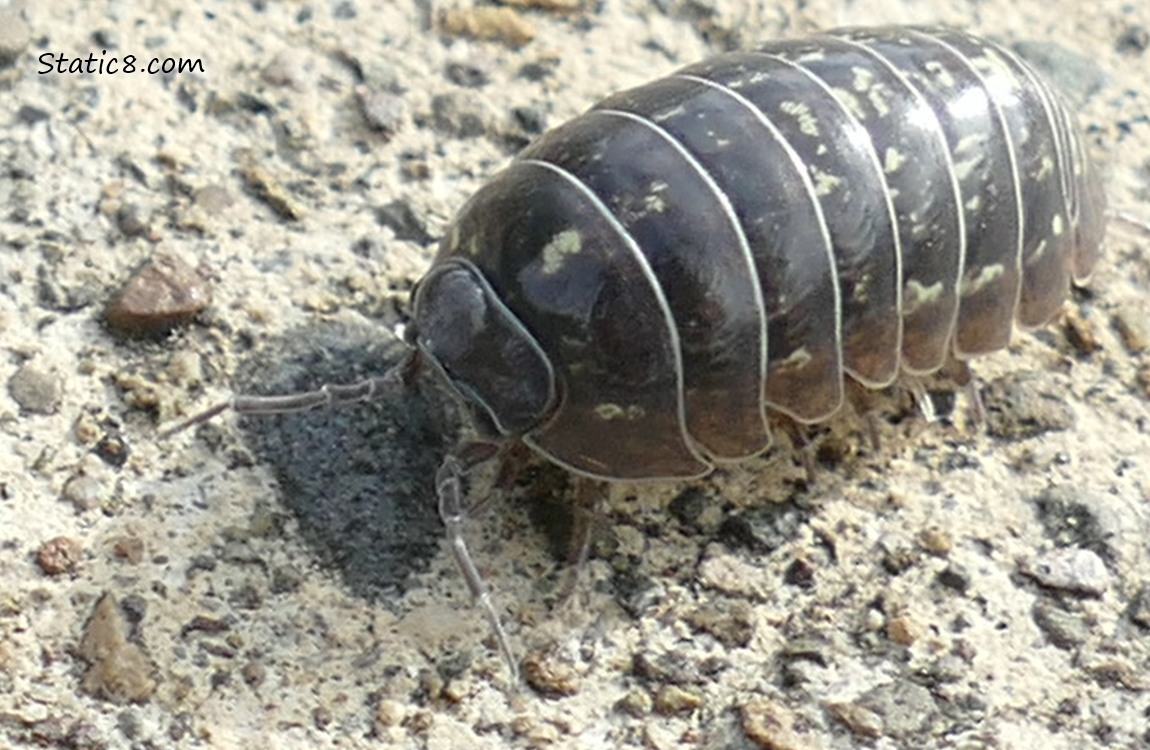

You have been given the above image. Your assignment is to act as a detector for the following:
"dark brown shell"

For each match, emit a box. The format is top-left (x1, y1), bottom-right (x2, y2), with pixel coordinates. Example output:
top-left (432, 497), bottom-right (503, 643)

top-left (415, 25), bottom-right (1105, 481)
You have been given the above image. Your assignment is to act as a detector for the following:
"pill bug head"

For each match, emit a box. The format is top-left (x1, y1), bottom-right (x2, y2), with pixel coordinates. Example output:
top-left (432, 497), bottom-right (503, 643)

top-left (411, 258), bottom-right (557, 439)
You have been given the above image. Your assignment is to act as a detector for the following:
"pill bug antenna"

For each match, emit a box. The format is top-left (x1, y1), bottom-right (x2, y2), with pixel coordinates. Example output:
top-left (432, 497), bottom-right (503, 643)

top-left (158, 346), bottom-right (421, 440)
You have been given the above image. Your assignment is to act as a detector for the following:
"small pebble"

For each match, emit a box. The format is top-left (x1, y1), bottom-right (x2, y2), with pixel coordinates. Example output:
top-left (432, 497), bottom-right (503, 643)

top-left (919, 527), bottom-right (952, 555)
top-left (1022, 547), bottom-right (1111, 596)
top-left (8, 364), bottom-right (61, 415)
top-left (17, 104), bottom-right (49, 125)
top-left (1032, 601), bottom-right (1091, 649)
top-left (616, 688), bottom-right (653, 717)
top-left (653, 685), bottom-right (703, 715)
top-left (522, 648), bottom-right (581, 698)
top-left (879, 532), bottom-right (919, 575)
top-left (936, 564), bottom-right (971, 594)
top-left (192, 184), bottom-right (234, 215)
top-left (740, 699), bottom-right (810, 750)
top-left (72, 412), bottom-right (102, 444)
top-left (79, 593), bottom-right (158, 703)
top-left (356, 87), bottom-right (407, 137)
top-left (62, 474), bottom-right (104, 512)
top-left (374, 698), bottom-right (406, 728)
top-left (104, 254), bottom-right (212, 338)
top-left (886, 613), bottom-right (922, 646)
top-left (440, 7), bottom-right (535, 48)
top-left (856, 680), bottom-right (939, 739)
top-left (1062, 307), bottom-right (1100, 355)
top-left (91, 29), bottom-right (121, 49)
top-left (236, 156), bottom-right (306, 221)
top-left (36, 536), bottom-right (84, 575)
top-left (94, 432), bottom-right (130, 468)
top-left (519, 55), bottom-right (560, 81)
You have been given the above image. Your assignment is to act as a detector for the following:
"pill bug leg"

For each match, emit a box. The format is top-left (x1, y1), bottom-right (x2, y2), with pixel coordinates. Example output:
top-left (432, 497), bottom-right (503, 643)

top-left (842, 379), bottom-right (883, 452)
top-left (938, 356), bottom-right (987, 431)
top-left (772, 417), bottom-right (818, 484)
top-left (553, 477), bottom-right (607, 607)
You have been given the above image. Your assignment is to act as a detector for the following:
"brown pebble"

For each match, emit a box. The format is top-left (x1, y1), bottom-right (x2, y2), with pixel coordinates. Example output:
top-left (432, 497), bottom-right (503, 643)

top-left (886, 613), bottom-right (922, 646)
top-left (1138, 367), bottom-right (1150, 399)
top-left (1085, 658), bottom-right (1150, 690)
top-left (522, 648), bottom-right (581, 698)
top-left (104, 254), bottom-right (212, 338)
top-left (918, 527), bottom-right (952, 555)
top-left (72, 412), bottom-right (102, 444)
top-left (616, 688), bottom-right (653, 717)
top-left (236, 154), bottom-right (307, 221)
top-left (36, 536), bottom-right (83, 575)
top-left (79, 593), bottom-right (158, 703)
top-left (653, 685), bottom-right (703, 715)
top-left (740, 699), bottom-right (811, 750)
top-left (440, 7), bottom-right (535, 48)
top-left (1062, 307), bottom-right (1100, 355)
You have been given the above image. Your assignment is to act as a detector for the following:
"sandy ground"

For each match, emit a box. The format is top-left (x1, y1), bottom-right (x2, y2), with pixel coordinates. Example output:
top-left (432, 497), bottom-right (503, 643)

top-left (2, 0), bottom-right (1150, 748)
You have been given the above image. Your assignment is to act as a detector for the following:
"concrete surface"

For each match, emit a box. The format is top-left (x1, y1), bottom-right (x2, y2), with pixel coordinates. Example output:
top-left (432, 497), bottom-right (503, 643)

top-left (1, 0), bottom-right (1149, 748)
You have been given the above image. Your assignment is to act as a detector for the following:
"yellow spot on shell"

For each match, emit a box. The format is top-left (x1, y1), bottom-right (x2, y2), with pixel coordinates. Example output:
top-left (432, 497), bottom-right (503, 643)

top-left (811, 166), bottom-right (842, 197)
top-left (851, 66), bottom-right (875, 93)
top-left (595, 403), bottom-right (646, 421)
top-left (884, 147), bottom-right (904, 174)
top-left (780, 100), bottom-right (819, 136)
top-left (775, 347), bottom-right (812, 373)
top-left (960, 264), bottom-right (1004, 297)
top-left (540, 229), bottom-right (582, 275)
top-left (903, 279), bottom-right (944, 315)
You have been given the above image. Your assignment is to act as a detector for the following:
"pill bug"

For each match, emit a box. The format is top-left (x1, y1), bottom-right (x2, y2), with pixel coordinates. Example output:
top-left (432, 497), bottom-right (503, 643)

top-left (168, 25), bottom-right (1106, 679)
